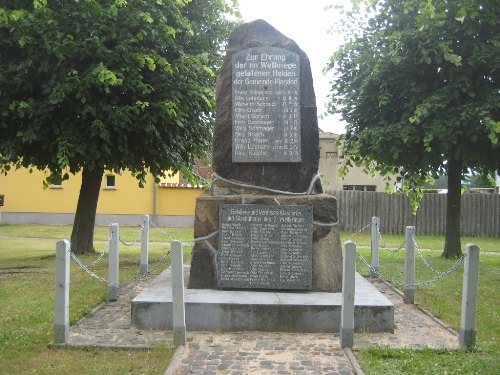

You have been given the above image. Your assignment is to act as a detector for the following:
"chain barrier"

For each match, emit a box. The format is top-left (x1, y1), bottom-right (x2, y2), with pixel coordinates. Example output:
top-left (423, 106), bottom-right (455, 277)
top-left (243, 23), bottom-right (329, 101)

top-left (410, 232), bottom-right (465, 285)
top-left (119, 223), bottom-right (145, 247)
top-left (150, 221), bottom-right (194, 247)
top-left (377, 223), bottom-right (405, 253)
top-left (70, 251), bottom-right (108, 283)
top-left (412, 233), bottom-right (441, 274)
top-left (70, 231), bottom-right (113, 269)
top-left (356, 250), bottom-right (404, 287)
top-left (358, 233), bottom-right (465, 288)
top-left (412, 256), bottom-right (464, 287)
top-left (348, 223), bottom-right (371, 239)
top-left (68, 221), bottom-right (194, 291)
top-left (140, 248), bottom-right (172, 277)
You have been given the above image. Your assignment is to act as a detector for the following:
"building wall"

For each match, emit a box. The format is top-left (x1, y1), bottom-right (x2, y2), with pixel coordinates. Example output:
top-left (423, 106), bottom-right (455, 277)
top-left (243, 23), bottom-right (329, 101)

top-left (0, 167), bottom-right (204, 226)
top-left (157, 186), bottom-right (205, 216)
top-left (318, 131), bottom-right (390, 192)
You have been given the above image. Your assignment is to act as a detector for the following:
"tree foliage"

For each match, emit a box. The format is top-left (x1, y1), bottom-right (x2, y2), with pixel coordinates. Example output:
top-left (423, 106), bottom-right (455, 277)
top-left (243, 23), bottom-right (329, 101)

top-left (0, 0), bottom-right (239, 252)
top-left (327, 0), bottom-right (499, 257)
top-left (0, 0), bottom-right (238, 183)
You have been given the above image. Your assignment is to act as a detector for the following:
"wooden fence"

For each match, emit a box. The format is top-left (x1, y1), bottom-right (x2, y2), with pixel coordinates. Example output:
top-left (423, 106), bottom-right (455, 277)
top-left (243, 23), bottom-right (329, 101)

top-left (326, 190), bottom-right (500, 237)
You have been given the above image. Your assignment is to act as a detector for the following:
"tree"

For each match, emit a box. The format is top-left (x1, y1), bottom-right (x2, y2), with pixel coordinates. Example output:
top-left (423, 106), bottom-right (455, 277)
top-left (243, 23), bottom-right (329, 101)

top-left (0, 0), bottom-right (238, 253)
top-left (327, 0), bottom-right (500, 258)
top-left (466, 170), bottom-right (496, 188)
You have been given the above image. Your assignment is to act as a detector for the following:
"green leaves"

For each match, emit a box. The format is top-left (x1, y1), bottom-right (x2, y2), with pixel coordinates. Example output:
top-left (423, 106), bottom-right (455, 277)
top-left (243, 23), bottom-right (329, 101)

top-left (91, 63), bottom-right (123, 86)
top-left (327, 0), bottom-right (500, 213)
top-left (0, 0), bottom-right (238, 183)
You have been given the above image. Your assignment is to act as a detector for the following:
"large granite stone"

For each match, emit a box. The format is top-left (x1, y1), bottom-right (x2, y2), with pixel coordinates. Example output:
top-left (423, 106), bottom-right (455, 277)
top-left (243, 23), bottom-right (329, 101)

top-left (213, 19), bottom-right (321, 194)
top-left (188, 194), bottom-right (342, 292)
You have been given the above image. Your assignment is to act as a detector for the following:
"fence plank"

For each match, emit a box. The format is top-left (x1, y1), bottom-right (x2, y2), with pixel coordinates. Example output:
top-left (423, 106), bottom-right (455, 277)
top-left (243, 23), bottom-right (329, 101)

top-left (330, 190), bottom-right (499, 236)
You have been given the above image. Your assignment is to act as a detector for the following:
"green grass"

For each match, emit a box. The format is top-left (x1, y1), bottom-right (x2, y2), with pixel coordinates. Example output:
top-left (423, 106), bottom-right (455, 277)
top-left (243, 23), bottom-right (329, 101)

top-left (0, 225), bottom-right (194, 375)
top-left (1, 225), bottom-right (499, 374)
top-left (342, 231), bottom-right (500, 253)
top-left (346, 232), bottom-right (500, 375)
top-left (0, 224), bottom-right (194, 243)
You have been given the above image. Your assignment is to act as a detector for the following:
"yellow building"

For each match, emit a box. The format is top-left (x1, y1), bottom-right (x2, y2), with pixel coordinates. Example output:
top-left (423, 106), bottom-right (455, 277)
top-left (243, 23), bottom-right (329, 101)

top-left (0, 168), bottom-right (205, 226)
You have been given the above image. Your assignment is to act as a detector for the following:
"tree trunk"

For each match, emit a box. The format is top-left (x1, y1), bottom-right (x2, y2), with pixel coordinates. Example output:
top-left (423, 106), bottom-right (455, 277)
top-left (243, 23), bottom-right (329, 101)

top-left (70, 167), bottom-right (104, 254)
top-left (443, 158), bottom-right (462, 258)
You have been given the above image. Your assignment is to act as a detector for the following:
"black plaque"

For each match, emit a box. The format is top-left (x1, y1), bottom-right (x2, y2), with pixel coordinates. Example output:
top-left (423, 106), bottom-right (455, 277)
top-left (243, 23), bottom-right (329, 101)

top-left (218, 204), bottom-right (312, 290)
top-left (232, 47), bottom-right (301, 163)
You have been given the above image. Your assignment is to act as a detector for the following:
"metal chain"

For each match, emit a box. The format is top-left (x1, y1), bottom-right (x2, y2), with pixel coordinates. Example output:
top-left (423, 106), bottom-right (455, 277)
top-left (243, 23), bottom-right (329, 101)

top-left (70, 231), bottom-right (113, 269)
top-left (357, 245), bottom-right (465, 288)
top-left (150, 221), bottom-right (194, 246)
top-left (412, 234), bottom-right (441, 274)
top-left (70, 251), bottom-right (108, 283)
top-left (349, 223), bottom-right (371, 238)
top-left (356, 250), bottom-right (404, 287)
top-left (378, 226), bottom-right (405, 253)
top-left (412, 256), bottom-right (465, 287)
top-left (140, 248), bottom-right (172, 277)
top-left (119, 224), bottom-right (144, 247)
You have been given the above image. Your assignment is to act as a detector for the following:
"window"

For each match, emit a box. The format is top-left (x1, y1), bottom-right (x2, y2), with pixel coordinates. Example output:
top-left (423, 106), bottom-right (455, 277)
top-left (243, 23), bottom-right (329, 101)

top-left (325, 151), bottom-right (338, 158)
top-left (105, 174), bottom-right (116, 189)
top-left (49, 175), bottom-right (63, 189)
top-left (343, 185), bottom-right (377, 192)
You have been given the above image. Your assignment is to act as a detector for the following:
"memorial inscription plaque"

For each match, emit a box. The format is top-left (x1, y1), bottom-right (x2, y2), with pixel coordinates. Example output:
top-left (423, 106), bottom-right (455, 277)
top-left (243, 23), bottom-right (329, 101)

top-left (218, 204), bottom-right (313, 290)
top-left (232, 47), bottom-right (301, 163)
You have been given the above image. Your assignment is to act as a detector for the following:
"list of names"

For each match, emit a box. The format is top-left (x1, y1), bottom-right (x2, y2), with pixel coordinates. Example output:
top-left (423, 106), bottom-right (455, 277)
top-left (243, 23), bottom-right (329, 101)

top-left (232, 47), bottom-right (301, 163)
top-left (218, 204), bottom-right (313, 290)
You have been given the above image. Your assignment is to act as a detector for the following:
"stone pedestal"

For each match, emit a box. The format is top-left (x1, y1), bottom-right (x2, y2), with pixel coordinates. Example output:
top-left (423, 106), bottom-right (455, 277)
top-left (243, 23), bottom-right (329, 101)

top-left (188, 193), bottom-right (342, 292)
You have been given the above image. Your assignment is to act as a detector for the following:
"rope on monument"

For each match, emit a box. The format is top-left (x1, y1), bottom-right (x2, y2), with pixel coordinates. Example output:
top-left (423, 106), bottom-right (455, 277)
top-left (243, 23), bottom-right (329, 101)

top-left (194, 231), bottom-right (219, 242)
top-left (212, 171), bottom-right (321, 195)
top-left (193, 230), bottom-right (219, 256)
top-left (313, 220), bottom-right (339, 228)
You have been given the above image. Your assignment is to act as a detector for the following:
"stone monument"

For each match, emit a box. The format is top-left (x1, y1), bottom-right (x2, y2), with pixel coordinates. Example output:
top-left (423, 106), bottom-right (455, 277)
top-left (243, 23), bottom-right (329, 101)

top-left (188, 19), bottom-right (342, 292)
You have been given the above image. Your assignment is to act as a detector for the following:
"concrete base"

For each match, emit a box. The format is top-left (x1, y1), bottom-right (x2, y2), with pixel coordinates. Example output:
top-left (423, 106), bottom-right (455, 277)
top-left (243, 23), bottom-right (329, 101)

top-left (131, 266), bottom-right (394, 333)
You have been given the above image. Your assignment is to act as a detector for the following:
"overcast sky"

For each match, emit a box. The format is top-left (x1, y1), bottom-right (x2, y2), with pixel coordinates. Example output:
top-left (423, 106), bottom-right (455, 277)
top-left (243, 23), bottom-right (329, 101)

top-left (236, 0), bottom-right (346, 134)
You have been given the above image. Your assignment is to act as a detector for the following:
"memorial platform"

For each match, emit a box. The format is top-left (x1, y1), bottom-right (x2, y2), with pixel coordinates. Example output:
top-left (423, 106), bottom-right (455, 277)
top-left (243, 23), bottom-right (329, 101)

top-left (131, 266), bottom-right (394, 333)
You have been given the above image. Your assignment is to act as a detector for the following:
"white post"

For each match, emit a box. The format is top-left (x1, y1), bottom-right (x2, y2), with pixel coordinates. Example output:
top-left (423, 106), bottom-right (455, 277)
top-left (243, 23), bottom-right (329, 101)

top-left (140, 214), bottom-right (150, 276)
top-left (54, 240), bottom-right (70, 344)
top-left (495, 171), bottom-right (500, 194)
top-left (404, 226), bottom-right (415, 304)
top-left (341, 241), bottom-right (356, 348)
top-left (108, 223), bottom-right (119, 301)
top-left (370, 216), bottom-right (380, 277)
top-left (459, 244), bottom-right (480, 348)
top-left (171, 240), bottom-right (186, 345)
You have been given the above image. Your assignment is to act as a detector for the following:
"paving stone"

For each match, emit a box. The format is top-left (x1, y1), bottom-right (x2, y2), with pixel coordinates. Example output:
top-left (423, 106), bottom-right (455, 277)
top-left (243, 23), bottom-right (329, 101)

top-left (63, 268), bottom-right (459, 374)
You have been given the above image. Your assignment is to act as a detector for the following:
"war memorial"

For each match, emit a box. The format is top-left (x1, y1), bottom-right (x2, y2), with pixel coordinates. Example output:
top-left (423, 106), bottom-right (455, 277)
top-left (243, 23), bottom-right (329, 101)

top-left (131, 20), bottom-right (394, 333)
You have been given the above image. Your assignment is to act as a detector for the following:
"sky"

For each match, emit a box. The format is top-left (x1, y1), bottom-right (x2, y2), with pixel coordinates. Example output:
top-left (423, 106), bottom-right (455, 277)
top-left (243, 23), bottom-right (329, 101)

top-left (236, 0), bottom-right (346, 134)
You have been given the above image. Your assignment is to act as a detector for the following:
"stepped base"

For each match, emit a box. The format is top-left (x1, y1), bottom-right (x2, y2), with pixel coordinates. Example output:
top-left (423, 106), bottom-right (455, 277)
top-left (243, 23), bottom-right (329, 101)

top-left (131, 266), bottom-right (394, 333)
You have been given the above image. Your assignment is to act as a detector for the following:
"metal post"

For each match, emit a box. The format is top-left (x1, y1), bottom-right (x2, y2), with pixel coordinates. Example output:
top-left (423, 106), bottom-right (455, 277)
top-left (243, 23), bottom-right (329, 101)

top-left (341, 241), bottom-right (356, 348)
top-left (54, 240), bottom-right (70, 344)
top-left (171, 240), bottom-right (186, 345)
top-left (404, 226), bottom-right (415, 304)
top-left (459, 244), bottom-right (480, 348)
top-left (370, 216), bottom-right (380, 277)
top-left (140, 214), bottom-right (150, 276)
top-left (108, 223), bottom-right (119, 301)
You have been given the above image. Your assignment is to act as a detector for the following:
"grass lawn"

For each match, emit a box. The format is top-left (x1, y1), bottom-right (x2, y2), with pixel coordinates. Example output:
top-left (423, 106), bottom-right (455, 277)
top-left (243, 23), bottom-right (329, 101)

top-left (0, 224), bottom-right (194, 375)
top-left (343, 230), bottom-right (500, 375)
top-left (0, 224), bottom-right (499, 374)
